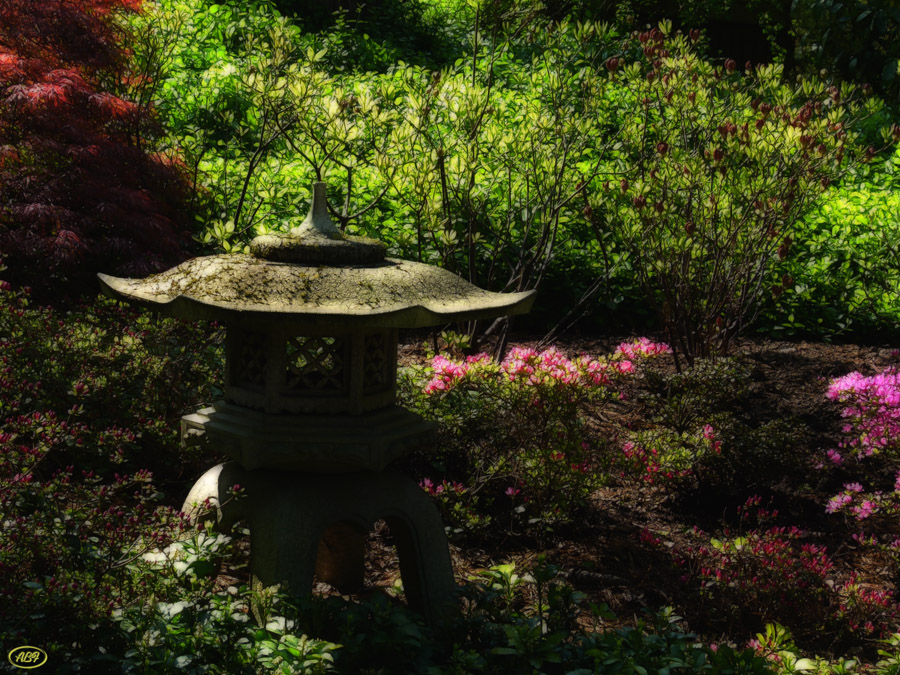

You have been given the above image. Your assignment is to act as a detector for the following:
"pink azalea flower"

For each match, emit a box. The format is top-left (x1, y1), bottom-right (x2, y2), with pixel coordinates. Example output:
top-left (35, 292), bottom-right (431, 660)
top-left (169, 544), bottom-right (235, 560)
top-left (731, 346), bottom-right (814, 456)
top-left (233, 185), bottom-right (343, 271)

top-left (825, 493), bottom-right (852, 513)
top-left (826, 449), bottom-right (844, 465)
top-left (851, 500), bottom-right (876, 520)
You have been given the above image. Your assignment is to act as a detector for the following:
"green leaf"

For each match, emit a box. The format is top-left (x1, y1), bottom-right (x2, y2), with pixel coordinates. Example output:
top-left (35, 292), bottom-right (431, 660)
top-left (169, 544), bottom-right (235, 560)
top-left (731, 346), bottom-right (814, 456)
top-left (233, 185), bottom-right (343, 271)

top-left (490, 647), bottom-right (520, 655)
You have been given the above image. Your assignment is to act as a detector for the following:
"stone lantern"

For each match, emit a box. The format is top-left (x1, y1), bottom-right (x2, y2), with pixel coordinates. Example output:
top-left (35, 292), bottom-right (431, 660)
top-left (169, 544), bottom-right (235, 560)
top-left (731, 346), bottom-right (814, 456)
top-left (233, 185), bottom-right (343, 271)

top-left (98, 182), bottom-right (534, 624)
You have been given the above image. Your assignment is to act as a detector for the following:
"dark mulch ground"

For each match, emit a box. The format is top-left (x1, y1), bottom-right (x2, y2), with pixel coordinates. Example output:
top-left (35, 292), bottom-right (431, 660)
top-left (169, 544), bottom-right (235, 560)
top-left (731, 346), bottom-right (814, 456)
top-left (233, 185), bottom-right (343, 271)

top-left (217, 330), bottom-right (900, 656)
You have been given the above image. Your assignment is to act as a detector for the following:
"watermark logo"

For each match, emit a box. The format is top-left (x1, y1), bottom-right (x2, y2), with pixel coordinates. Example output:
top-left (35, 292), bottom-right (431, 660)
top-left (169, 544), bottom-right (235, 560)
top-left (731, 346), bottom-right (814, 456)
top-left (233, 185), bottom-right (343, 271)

top-left (7, 646), bottom-right (47, 669)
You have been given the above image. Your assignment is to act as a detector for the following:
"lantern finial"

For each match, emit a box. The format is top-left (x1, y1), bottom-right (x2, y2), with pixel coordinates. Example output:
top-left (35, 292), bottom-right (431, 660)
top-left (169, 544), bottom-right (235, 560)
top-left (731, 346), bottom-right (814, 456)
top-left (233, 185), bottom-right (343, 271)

top-left (292, 181), bottom-right (342, 239)
top-left (249, 181), bottom-right (386, 264)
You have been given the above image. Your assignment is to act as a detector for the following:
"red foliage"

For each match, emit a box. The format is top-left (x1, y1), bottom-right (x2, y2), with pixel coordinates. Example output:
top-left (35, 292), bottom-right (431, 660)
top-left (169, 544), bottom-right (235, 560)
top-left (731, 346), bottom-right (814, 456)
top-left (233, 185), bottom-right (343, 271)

top-left (0, 0), bottom-right (194, 302)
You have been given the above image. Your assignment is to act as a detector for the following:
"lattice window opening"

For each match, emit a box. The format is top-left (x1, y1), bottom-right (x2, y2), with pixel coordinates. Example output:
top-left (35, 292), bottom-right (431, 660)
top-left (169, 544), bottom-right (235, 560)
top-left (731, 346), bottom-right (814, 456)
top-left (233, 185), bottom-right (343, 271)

top-left (236, 332), bottom-right (267, 387)
top-left (363, 333), bottom-right (390, 391)
top-left (285, 336), bottom-right (347, 391)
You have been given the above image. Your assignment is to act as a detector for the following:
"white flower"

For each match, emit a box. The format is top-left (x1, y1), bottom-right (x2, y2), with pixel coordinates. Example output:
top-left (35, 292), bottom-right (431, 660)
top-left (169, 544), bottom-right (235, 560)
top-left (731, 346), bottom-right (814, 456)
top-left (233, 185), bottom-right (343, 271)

top-left (141, 550), bottom-right (167, 564)
top-left (157, 601), bottom-right (191, 618)
top-left (265, 616), bottom-right (295, 633)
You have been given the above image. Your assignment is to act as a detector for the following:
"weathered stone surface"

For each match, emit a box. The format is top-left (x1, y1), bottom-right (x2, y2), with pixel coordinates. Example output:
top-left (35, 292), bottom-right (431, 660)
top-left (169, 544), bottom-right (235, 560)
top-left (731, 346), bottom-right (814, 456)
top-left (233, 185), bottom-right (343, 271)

top-left (249, 183), bottom-right (386, 264)
top-left (97, 180), bottom-right (535, 327)
top-left (98, 255), bottom-right (535, 328)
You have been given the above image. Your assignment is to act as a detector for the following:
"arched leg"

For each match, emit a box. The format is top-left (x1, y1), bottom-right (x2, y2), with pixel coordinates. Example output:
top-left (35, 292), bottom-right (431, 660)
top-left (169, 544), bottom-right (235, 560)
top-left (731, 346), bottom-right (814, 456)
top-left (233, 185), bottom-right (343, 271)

top-left (183, 465), bottom-right (458, 626)
top-left (181, 462), bottom-right (249, 532)
top-left (380, 471), bottom-right (457, 625)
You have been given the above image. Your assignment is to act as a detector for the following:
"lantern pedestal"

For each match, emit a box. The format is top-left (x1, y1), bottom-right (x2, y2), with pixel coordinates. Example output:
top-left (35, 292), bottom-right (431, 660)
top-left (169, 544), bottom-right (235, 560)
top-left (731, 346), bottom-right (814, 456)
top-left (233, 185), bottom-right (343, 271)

top-left (181, 401), bottom-right (437, 472)
top-left (183, 462), bottom-right (457, 626)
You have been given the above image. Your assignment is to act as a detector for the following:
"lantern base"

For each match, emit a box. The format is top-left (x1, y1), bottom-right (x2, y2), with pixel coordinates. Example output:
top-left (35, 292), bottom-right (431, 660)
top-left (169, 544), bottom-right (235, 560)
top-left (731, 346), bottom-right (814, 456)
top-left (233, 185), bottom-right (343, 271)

top-left (182, 462), bottom-right (458, 627)
top-left (181, 402), bottom-right (436, 472)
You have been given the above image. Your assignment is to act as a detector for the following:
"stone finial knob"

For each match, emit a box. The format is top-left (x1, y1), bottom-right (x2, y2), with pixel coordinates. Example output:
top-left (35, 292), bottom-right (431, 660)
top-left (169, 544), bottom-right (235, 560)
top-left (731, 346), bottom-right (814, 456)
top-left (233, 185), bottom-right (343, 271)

top-left (293, 181), bottom-right (342, 239)
top-left (249, 182), bottom-right (386, 265)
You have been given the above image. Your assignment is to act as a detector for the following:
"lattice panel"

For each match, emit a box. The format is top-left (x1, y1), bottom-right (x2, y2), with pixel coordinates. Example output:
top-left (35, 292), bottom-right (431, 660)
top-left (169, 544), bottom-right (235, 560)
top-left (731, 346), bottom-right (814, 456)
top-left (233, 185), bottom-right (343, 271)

top-left (286, 336), bottom-right (346, 391)
top-left (363, 333), bottom-right (389, 391)
top-left (237, 332), bottom-right (267, 387)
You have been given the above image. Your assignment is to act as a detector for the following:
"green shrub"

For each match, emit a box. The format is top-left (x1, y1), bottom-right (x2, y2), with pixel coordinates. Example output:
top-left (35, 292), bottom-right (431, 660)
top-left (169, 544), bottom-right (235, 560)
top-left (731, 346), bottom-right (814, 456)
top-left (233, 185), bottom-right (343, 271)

top-left (133, 0), bottom-right (900, 349)
top-left (126, 1), bottom-right (631, 344)
top-left (588, 21), bottom-right (878, 368)
top-left (631, 356), bottom-right (808, 492)
top-left (108, 529), bottom-right (339, 674)
top-left (760, 143), bottom-right (900, 339)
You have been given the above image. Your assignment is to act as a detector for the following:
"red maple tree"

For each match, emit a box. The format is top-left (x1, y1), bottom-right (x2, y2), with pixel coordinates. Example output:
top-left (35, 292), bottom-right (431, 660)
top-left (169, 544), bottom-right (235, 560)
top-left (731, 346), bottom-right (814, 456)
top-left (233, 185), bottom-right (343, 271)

top-left (0, 0), bottom-right (195, 302)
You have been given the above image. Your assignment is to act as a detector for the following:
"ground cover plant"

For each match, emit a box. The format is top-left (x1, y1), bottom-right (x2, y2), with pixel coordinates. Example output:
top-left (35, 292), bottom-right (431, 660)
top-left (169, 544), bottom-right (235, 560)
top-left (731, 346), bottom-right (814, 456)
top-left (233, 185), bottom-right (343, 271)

top-left (3, 0), bottom-right (900, 672)
top-left (0, 277), bottom-right (778, 670)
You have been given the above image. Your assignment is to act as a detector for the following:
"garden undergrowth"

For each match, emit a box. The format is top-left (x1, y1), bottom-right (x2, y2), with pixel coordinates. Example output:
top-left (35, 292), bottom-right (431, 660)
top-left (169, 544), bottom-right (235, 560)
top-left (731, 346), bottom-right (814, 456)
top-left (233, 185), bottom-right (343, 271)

top-left (4, 277), bottom-right (900, 672)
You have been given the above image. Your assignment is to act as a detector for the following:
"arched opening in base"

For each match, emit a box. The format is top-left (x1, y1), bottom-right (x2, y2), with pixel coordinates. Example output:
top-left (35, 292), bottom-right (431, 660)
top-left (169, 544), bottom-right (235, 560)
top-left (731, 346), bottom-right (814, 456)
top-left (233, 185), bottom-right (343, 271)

top-left (313, 519), bottom-right (404, 603)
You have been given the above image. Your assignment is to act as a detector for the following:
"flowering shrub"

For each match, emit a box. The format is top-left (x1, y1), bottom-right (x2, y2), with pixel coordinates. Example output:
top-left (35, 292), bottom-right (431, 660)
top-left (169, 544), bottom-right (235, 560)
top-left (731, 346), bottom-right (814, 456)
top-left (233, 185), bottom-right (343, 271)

top-left (624, 356), bottom-right (736, 488)
top-left (827, 368), bottom-right (900, 464)
top-left (822, 366), bottom-right (900, 531)
top-left (0, 275), bottom-right (226, 662)
top-left (419, 478), bottom-right (492, 534)
top-left (833, 575), bottom-right (900, 642)
top-left (400, 339), bottom-right (670, 534)
top-left (615, 424), bottom-right (721, 488)
top-left (824, 479), bottom-right (900, 523)
top-left (817, 365), bottom-right (900, 646)
top-left (650, 522), bottom-right (833, 635)
top-left (0, 458), bottom-right (192, 650)
top-left (0, 276), bottom-right (223, 476)
top-left (645, 495), bottom-right (900, 648)
top-left (633, 356), bottom-right (809, 493)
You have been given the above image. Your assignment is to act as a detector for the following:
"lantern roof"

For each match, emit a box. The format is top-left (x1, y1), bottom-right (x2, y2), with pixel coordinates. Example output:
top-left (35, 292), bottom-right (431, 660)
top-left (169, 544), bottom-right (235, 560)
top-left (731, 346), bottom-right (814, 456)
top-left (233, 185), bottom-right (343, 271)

top-left (98, 182), bottom-right (534, 329)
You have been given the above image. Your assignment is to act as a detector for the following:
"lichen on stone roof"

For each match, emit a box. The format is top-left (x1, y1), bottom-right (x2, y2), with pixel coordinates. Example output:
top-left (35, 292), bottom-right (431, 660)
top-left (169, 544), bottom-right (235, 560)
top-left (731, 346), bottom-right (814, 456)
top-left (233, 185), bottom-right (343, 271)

top-left (98, 255), bottom-right (535, 328)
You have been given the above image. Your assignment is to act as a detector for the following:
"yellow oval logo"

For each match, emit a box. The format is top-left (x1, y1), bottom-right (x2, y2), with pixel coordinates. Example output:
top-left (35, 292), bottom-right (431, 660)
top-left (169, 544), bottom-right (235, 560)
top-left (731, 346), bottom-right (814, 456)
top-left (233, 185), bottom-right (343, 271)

top-left (7, 646), bottom-right (47, 669)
